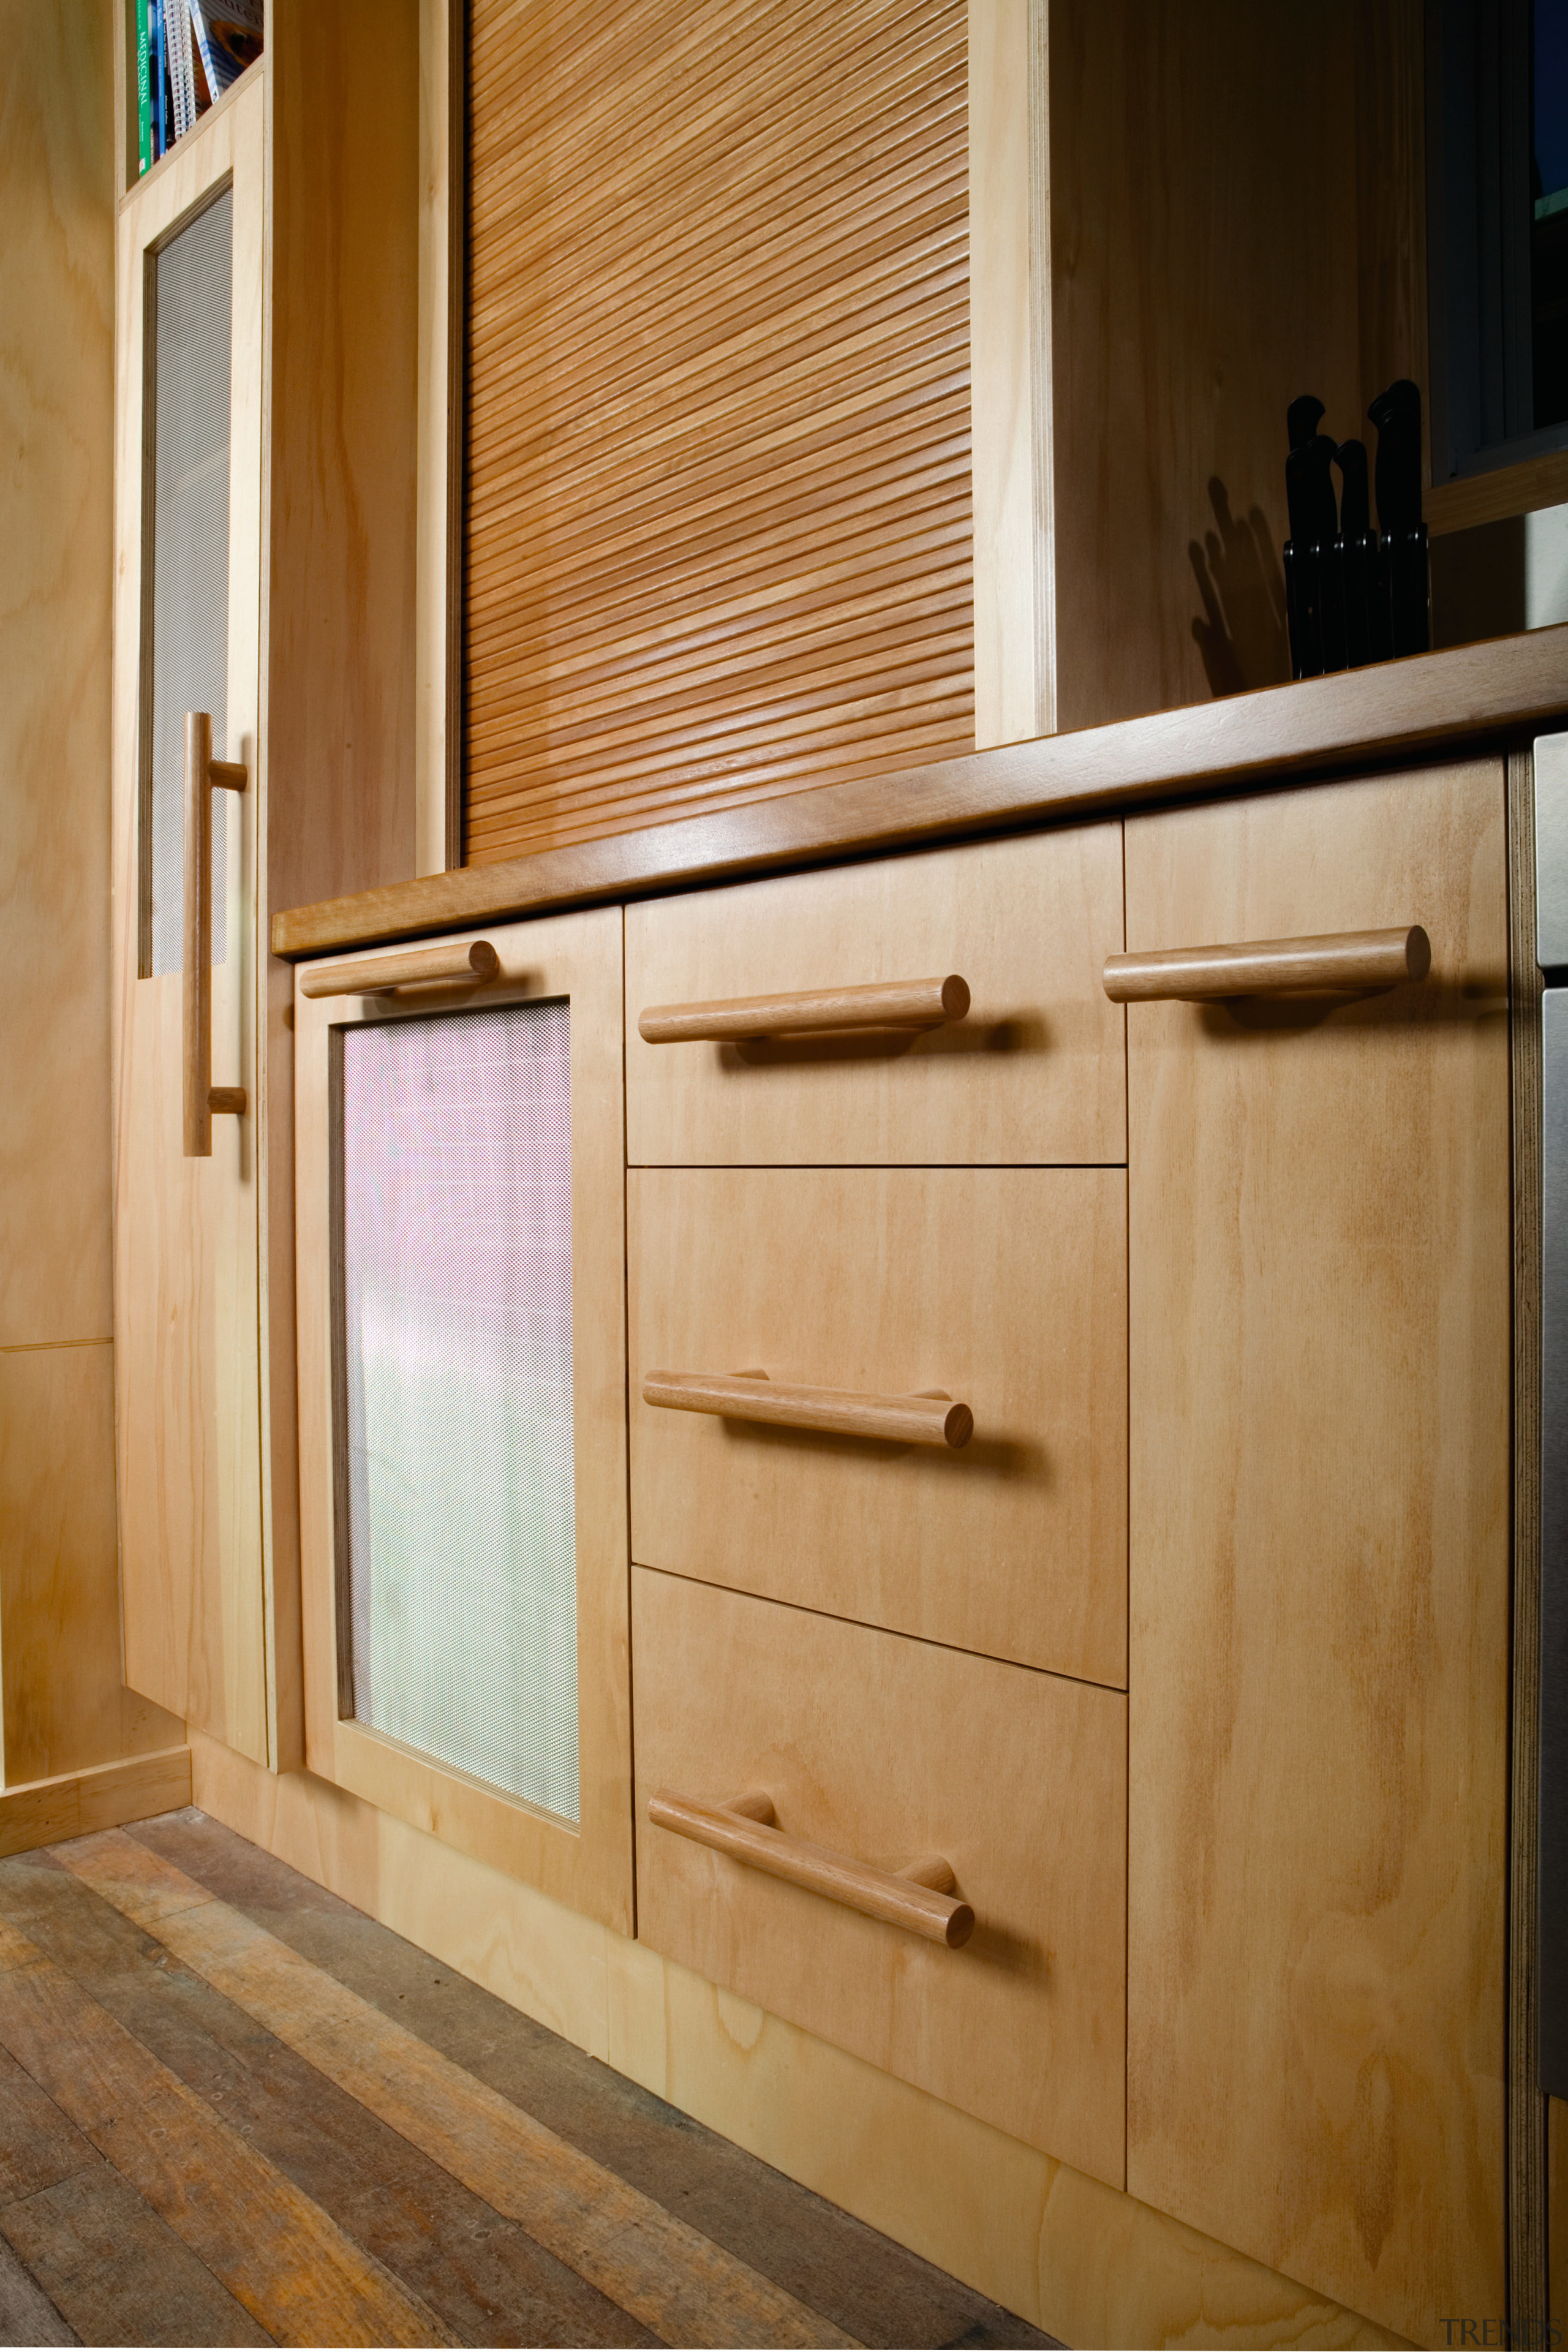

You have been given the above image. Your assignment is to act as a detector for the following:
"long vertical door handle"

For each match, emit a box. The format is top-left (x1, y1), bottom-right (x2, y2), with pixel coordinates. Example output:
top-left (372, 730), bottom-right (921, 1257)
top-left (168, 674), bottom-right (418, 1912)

top-left (183, 710), bottom-right (249, 1158)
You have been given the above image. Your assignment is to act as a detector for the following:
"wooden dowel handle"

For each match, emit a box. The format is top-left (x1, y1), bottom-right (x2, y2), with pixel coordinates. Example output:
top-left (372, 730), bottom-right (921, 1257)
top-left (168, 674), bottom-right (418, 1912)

top-left (649, 1789), bottom-right (974, 1948)
top-left (642, 1370), bottom-right (973, 1449)
top-left (1102, 925), bottom-right (1431, 1003)
top-left (723, 1789), bottom-right (778, 1824)
top-left (298, 940), bottom-right (502, 999)
top-left (182, 712), bottom-right (247, 1159)
top-left (639, 974), bottom-right (970, 1043)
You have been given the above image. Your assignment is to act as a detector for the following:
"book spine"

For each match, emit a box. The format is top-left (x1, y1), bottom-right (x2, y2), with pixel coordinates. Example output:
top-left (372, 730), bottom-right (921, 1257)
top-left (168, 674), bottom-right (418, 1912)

top-left (170, 0), bottom-right (195, 141)
top-left (151, 0), bottom-right (165, 159)
top-left (168, 1), bottom-right (186, 140)
top-left (136, 1), bottom-right (152, 173)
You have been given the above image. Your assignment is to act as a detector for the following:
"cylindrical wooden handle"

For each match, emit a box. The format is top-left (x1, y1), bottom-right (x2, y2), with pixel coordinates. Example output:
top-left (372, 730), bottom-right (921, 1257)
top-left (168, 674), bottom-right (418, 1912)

top-left (1102, 925), bottom-right (1430, 1003)
top-left (648, 1789), bottom-right (974, 1947)
top-left (638, 974), bottom-right (970, 1043)
top-left (182, 712), bottom-right (248, 1159)
top-left (298, 940), bottom-right (502, 1000)
top-left (642, 1370), bottom-right (973, 1449)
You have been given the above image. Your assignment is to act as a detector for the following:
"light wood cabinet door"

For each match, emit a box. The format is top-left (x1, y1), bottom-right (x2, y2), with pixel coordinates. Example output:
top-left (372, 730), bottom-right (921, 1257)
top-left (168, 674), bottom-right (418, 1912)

top-left (633, 1567), bottom-right (1127, 2185)
top-left (1125, 761), bottom-right (1510, 2343)
top-left (293, 913), bottom-right (634, 1933)
top-left (625, 826), bottom-right (1126, 1166)
top-left (112, 90), bottom-right (268, 1763)
top-left (630, 1165), bottom-right (1128, 1686)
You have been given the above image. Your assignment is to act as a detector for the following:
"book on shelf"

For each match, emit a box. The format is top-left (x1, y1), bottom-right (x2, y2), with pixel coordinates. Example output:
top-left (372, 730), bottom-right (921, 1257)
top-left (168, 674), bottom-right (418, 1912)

top-left (153, 0), bottom-right (171, 163)
top-left (136, 0), bottom-right (151, 173)
top-left (138, 0), bottom-right (262, 168)
top-left (168, 0), bottom-right (195, 141)
top-left (189, 0), bottom-right (265, 100)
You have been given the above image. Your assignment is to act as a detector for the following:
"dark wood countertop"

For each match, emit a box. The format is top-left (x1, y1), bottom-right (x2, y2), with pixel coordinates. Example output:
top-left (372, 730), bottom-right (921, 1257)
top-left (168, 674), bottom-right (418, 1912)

top-left (272, 625), bottom-right (1568, 959)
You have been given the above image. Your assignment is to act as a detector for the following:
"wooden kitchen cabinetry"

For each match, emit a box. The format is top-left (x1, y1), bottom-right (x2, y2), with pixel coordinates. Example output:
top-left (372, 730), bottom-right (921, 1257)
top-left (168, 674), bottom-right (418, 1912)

top-left (110, 5), bottom-right (420, 1769)
top-left (291, 912), bottom-right (634, 1931)
top-left (111, 82), bottom-right (267, 1762)
top-left (1123, 761), bottom-right (1511, 2341)
top-left (260, 636), bottom-right (1562, 2350)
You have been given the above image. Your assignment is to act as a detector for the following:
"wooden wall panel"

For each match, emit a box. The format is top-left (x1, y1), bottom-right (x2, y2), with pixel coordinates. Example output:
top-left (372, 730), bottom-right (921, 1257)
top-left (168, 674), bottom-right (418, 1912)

top-left (265, 0), bottom-right (421, 922)
top-left (0, 1348), bottom-right (178, 1784)
top-left (263, 0), bottom-right (423, 1767)
top-left (0, 4), bottom-right (117, 1356)
top-left (1049, 0), bottom-right (1367, 729)
top-left (0, 0), bottom-right (183, 1786)
top-left (968, 0), bottom-right (1053, 747)
top-left (464, 0), bottom-right (974, 862)
top-left (1352, 0), bottom-right (1428, 470)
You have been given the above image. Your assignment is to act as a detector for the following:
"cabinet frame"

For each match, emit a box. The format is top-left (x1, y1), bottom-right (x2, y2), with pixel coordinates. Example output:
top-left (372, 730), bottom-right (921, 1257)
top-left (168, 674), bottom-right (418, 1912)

top-left (1123, 760), bottom-right (1511, 2342)
top-left (293, 910), bottom-right (634, 1934)
top-left (111, 78), bottom-right (268, 1763)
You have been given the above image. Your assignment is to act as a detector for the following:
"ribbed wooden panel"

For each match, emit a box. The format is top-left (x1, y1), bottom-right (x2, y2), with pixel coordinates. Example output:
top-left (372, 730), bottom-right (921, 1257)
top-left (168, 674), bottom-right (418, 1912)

top-left (463, 0), bottom-right (973, 864)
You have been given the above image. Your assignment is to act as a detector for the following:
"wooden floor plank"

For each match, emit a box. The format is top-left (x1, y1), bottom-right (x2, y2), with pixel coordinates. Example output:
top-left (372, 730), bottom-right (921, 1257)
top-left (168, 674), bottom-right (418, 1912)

top-left (129, 1807), bottom-right (1055, 2350)
top-left (0, 1850), bottom-right (652, 2350)
top-left (0, 2040), bottom-right (94, 2207)
top-left (0, 1919), bottom-right (452, 2349)
top-left (0, 2225), bottom-right (78, 2345)
top-left (0, 2162), bottom-right (270, 2348)
top-left (61, 1830), bottom-right (856, 2351)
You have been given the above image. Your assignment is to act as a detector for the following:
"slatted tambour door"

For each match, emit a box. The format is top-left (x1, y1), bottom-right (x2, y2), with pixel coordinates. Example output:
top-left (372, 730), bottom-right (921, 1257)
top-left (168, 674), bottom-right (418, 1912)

top-left (464, 0), bottom-right (973, 862)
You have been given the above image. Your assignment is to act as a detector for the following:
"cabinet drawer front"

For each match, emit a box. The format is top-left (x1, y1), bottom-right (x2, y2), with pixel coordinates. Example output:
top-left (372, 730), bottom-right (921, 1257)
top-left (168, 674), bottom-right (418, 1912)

top-left (633, 1568), bottom-right (1127, 2184)
top-left (630, 1166), bottom-right (1127, 1687)
top-left (625, 827), bottom-right (1126, 1166)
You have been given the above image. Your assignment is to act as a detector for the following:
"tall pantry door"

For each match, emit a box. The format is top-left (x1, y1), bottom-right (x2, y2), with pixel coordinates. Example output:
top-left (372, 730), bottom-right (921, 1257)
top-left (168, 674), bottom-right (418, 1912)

top-left (111, 83), bottom-right (268, 1764)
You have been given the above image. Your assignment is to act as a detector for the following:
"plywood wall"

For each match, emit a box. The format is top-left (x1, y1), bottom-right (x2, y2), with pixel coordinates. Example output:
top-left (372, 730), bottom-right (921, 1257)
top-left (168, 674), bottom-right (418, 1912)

top-left (265, 0), bottom-right (422, 920)
top-left (0, 0), bottom-right (183, 1781)
top-left (1048, 0), bottom-right (1428, 733)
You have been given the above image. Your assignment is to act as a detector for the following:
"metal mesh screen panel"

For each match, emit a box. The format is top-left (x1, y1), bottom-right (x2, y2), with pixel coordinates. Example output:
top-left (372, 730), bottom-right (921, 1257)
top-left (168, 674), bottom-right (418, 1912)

top-left (338, 1000), bottom-right (579, 1822)
top-left (148, 190), bottom-right (232, 976)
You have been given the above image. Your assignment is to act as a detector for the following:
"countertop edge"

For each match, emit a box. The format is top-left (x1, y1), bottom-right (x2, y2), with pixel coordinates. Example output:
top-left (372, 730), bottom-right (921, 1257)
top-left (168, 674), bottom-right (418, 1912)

top-left (273, 626), bottom-right (1568, 959)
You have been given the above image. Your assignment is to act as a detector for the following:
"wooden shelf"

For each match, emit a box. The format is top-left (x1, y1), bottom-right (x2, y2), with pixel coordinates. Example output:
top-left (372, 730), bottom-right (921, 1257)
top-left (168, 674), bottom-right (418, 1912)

top-left (1428, 449), bottom-right (1568, 538)
top-left (116, 19), bottom-right (263, 209)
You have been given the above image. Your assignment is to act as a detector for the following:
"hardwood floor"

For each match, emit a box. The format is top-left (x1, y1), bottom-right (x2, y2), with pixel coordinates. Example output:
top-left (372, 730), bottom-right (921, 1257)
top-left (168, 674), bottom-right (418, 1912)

top-left (0, 1809), bottom-right (1058, 2348)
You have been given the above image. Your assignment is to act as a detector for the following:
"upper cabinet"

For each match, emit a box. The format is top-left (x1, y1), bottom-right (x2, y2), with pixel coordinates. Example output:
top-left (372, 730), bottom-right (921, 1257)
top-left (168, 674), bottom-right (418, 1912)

top-left (111, 2), bottom-right (426, 1770)
top-left (455, 1), bottom-right (1458, 860)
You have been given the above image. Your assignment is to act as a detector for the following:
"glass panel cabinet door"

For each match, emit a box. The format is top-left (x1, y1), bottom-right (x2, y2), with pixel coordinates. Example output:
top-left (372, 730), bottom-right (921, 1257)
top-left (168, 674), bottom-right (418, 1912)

top-left (337, 1000), bottom-right (580, 1821)
top-left (111, 84), bottom-right (268, 1763)
top-left (293, 911), bottom-right (633, 1933)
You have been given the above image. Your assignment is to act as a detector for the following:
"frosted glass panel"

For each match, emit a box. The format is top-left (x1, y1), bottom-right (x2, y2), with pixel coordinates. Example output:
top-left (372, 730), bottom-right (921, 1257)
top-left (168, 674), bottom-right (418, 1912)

top-left (338, 1001), bottom-right (579, 1822)
top-left (147, 190), bottom-right (232, 976)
